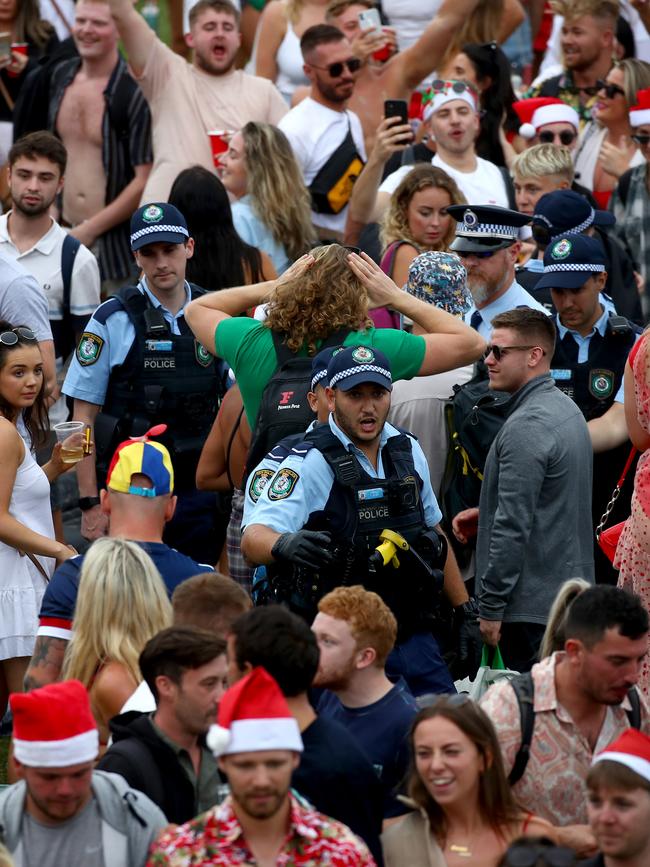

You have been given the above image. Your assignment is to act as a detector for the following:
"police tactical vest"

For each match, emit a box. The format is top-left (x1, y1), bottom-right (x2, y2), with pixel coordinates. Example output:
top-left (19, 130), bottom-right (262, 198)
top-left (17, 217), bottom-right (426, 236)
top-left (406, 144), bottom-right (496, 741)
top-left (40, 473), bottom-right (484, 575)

top-left (95, 283), bottom-right (225, 485)
top-left (270, 425), bottom-right (444, 635)
top-left (550, 315), bottom-right (639, 421)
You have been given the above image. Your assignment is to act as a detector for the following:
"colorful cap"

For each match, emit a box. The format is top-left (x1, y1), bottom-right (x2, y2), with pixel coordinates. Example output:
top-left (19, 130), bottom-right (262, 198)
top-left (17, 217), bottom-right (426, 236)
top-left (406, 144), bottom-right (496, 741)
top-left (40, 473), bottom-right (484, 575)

top-left (536, 234), bottom-right (608, 291)
top-left (513, 97), bottom-right (580, 138)
top-left (11, 681), bottom-right (99, 767)
top-left (630, 87), bottom-right (650, 127)
top-left (592, 728), bottom-right (650, 784)
top-left (447, 204), bottom-right (531, 253)
top-left (106, 425), bottom-right (174, 496)
top-left (130, 203), bottom-right (189, 251)
top-left (326, 345), bottom-right (392, 392)
top-left (310, 345), bottom-right (343, 392)
top-left (206, 667), bottom-right (303, 757)
top-left (406, 251), bottom-right (472, 316)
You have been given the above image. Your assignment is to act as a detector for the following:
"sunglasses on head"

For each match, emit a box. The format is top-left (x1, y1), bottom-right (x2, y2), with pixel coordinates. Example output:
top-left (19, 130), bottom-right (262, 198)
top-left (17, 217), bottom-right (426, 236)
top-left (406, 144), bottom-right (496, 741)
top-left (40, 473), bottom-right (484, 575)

top-left (596, 79), bottom-right (626, 99)
top-left (632, 133), bottom-right (650, 146)
top-left (310, 57), bottom-right (362, 77)
top-left (0, 327), bottom-right (37, 346)
top-left (484, 344), bottom-right (544, 362)
top-left (431, 78), bottom-right (478, 98)
top-left (538, 129), bottom-right (577, 146)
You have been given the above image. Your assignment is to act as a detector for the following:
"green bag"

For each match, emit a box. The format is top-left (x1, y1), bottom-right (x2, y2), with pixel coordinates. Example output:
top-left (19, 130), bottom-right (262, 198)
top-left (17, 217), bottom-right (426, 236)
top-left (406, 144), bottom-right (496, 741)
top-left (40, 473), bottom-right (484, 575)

top-left (455, 644), bottom-right (518, 700)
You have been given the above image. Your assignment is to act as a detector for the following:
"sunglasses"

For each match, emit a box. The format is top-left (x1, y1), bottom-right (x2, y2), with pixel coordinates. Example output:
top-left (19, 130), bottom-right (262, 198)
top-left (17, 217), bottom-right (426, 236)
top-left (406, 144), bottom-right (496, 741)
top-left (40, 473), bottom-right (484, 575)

top-left (0, 327), bottom-right (37, 346)
top-left (484, 344), bottom-right (544, 361)
top-left (538, 130), bottom-right (577, 146)
top-left (456, 248), bottom-right (500, 260)
top-left (632, 133), bottom-right (650, 146)
top-left (596, 79), bottom-right (626, 99)
top-left (430, 78), bottom-right (477, 98)
top-left (310, 57), bottom-right (362, 77)
top-left (504, 844), bottom-right (575, 867)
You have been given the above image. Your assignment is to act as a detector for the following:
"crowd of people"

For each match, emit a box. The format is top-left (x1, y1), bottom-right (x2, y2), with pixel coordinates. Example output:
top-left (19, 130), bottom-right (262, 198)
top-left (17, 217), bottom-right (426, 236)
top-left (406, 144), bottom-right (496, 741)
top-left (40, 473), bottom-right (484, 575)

top-left (2, 0), bottom-right (650, 864)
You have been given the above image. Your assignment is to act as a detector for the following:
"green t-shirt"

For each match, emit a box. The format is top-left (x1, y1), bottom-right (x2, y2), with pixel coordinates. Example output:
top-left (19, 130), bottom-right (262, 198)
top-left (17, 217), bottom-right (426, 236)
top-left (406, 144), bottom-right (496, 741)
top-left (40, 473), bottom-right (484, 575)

top-left (215, 318), bottom-right (426, 426)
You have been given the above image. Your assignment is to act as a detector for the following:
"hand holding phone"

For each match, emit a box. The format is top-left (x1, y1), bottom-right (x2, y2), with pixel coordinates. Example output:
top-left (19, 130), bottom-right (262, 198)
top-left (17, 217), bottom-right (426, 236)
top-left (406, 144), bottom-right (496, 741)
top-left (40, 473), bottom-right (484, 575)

top-left (384, 99), bottom-right (409, 126)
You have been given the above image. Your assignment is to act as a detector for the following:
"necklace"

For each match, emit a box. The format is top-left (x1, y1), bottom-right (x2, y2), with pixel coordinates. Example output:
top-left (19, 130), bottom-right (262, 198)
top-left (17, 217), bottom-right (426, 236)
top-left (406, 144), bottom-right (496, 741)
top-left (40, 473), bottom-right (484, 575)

top-left (449, 844), bottom-right (472, 858)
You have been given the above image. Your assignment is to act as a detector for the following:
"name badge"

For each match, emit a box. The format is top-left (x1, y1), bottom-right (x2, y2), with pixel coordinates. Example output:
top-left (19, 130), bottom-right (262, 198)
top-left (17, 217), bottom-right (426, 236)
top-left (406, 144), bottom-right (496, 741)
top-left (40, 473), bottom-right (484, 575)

top-left (551, 369), bottom-right (572, 381)
top-left (358, 488), bottom-right (384, 501)
top-left (146, 339), bottom-right (173, 352)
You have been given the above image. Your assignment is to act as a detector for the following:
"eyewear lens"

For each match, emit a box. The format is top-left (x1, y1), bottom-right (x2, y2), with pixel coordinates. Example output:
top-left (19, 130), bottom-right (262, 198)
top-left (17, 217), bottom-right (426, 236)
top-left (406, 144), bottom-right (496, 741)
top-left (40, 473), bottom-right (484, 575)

top-left (327, 57), bottom-right (362, 76)
top-left (596, 79), bottom-right (625, 99)
top-left (538, 130), bottom-right (576, 146)
top-left (632, 134), bottom-right (650, 146)
top-left (0, 327), bottom-right (36, 346)
top-left (456, 249), bottom-right (499, 260)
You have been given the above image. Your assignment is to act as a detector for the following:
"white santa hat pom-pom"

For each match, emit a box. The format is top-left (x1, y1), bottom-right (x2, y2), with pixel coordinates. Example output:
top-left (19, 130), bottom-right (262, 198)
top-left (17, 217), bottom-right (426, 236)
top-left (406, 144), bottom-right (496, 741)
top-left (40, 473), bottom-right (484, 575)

top-left (207, 724), bottom-right (231, 757)
top-left (519, 122), bottom-right (536, 140)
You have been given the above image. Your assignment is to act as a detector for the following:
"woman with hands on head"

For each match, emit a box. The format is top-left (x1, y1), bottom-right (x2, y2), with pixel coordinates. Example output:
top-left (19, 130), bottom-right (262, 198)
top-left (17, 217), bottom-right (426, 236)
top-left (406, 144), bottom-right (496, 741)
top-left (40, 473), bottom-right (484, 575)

top-left (0, 322), bottom-right (79, 717)
top-left (185, 244), bottom-right (486, 428)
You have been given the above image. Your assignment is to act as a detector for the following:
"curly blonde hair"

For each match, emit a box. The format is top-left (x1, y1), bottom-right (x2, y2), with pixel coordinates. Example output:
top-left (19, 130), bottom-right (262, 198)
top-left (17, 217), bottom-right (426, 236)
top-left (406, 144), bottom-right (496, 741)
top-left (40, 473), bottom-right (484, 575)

top-left (265, 244), bottom-right (372, 354)
top-left (381, 164), bottom-right (466, 252)
top-left (62, 538), bottom-right (173, 687)
top-left (242, 122), bottom-right (317, 262)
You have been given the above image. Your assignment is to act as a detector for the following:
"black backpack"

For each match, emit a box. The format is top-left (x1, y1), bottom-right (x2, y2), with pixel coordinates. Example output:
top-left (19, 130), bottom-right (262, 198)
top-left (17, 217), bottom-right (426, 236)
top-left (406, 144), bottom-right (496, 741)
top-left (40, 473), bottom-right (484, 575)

top-left (55, 233), bottom-right (81, 360)
top-left (244, 329), bottom-right (348, 478)
top-left (442, 372), bottom-right (514, 521)
top-left (508, 672), bottom-right (642, 786)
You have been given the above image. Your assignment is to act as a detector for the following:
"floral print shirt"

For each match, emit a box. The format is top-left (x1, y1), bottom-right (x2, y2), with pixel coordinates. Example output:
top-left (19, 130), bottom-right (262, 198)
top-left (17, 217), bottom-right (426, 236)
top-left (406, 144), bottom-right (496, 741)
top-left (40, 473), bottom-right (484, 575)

top-left (147, 792), bottom-right (376, 866)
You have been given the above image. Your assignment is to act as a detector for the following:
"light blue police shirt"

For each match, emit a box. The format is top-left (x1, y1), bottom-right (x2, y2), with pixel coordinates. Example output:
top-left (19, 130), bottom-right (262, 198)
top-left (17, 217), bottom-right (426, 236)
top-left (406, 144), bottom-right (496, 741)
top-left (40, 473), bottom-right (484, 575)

top-left (62, 279), bottom-right (192, 405)
top-left (464, 280), bottom-right (550, 339)
top-left (244, 413), bottom-right (443, 534)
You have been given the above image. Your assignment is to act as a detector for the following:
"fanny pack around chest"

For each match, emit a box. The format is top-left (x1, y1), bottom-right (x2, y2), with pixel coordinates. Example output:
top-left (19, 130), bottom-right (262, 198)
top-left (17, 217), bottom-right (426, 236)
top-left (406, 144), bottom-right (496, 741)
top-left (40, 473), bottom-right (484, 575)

top-left (309, 115), bottom-right (365, 215)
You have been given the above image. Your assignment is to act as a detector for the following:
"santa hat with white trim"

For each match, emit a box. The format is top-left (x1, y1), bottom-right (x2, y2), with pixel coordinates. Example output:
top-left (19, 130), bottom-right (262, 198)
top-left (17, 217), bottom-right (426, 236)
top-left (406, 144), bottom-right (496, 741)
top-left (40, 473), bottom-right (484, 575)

top-left (591, 728), bottom-right (650, 784)
top-left (11, 680), bottom-right (99, 767)
top-left (513, 97), bottom-right (580, 139)
top-left (207, 667), bottom-right (303, 757)
top-left (630, 88), bottom-right (650, 127)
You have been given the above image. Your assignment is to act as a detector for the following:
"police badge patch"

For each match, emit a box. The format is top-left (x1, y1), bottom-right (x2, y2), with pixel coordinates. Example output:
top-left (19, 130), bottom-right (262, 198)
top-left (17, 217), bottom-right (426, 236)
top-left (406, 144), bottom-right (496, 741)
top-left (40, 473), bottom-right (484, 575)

top-left (551, 238), bottom-right (572, 260)
top-left (268, 468), bottom-right (299, 500)
top-left (248, 468), bottom-right (275, 504)
top-left (76, 333), bottom-right (104, 366)
top-left (194, 340), bottom-right (213, 367)
top-left (351, 347), bottom-right (374, 364)
top-left (142, 205), bottom-right (164, 223)
top-left (589, 369), bottom-right (614, 400)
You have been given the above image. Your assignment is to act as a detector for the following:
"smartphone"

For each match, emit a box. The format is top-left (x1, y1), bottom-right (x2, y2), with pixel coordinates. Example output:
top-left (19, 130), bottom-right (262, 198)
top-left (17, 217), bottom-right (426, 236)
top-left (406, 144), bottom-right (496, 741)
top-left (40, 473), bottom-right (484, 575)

top-left (0, 32), bottom-right (10, 62)
top-left (358, 7), bottom-right (381, 33)
top-left (384, 99), bottom-right (409, 125)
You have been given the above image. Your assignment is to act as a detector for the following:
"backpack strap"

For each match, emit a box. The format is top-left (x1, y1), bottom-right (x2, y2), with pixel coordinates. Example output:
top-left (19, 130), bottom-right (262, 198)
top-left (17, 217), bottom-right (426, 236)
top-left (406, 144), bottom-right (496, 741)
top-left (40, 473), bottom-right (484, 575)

top-left (61, 234), bottom-right (81, 321)
top-left (626, 686), bottom-right (642, 729)
top-left (617, 168), bottom-right (633, 209)
top-left (509, 672), bottom-right (535, 786)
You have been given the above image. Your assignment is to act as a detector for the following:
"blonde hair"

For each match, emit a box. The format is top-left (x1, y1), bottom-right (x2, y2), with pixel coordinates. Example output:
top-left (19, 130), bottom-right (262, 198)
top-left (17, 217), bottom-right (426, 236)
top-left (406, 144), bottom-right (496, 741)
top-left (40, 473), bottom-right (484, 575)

top-left (265, 244), bottom-right (371, 353)
top-left (241, 122), bottom-right (316, 263)
top-left (512, 143), bottom-right (575, 183)
top-left (318, 585), bottom-right (397, 667)
top-left (539, 578), bottom-right (591, 659)
top-left (439, 0), bottom-right (504, 71)
top-left (550, 0), bottom-right (619, 24)
top-left (285, 0), bottom-right (305, 25)
top-left (62, 538), bottom-right (173, 686)
top-left (380, 164), bottom-right (466, 251)
top-left (616, 58), bottom-right (650, 107)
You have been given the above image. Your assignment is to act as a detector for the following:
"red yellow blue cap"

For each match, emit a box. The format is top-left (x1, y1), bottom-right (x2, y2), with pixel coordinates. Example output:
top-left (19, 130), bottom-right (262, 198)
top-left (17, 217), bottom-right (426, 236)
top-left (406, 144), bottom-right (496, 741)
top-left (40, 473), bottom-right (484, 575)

top-left (106, 425), bottom-right (174, 496)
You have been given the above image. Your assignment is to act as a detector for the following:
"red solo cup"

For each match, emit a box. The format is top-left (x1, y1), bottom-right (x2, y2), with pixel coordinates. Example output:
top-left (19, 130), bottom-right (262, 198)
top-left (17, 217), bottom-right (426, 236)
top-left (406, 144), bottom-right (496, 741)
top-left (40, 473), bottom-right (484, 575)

top-left (208, 129), bottom-right (232, 168)
top-left (7, 42), bottom-right (27, 77)
top-left (372, 29), bottom-right (393, 63)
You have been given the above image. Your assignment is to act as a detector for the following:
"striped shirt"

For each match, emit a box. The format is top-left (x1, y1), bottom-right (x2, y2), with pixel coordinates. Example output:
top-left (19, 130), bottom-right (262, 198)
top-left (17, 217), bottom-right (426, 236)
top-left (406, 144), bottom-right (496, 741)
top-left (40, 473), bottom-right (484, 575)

top-left (49, 56), bottom-right (153, 281)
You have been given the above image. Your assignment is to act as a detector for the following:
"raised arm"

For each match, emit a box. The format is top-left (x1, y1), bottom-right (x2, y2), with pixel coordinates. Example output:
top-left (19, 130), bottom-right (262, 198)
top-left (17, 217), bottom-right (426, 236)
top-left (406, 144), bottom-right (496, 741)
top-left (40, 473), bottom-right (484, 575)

top-left (348, 252), bottom-right (486, 373)
top-left (106, 0), bottom-right (157, 77)
top-left (255, 0), bottom-right (287, 82)
top-left (499, 0), bottom-right (526, 42)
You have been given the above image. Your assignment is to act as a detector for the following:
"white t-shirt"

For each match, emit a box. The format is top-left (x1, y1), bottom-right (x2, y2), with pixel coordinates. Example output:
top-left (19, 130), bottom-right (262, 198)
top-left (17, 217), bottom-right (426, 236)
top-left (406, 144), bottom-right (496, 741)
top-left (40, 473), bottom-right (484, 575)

top-left (39, 0), bottom-right (75, 38)
top-left (379, 154), bottom-right (510, 207)
top-left (279, 97), bottom-right (367, 235)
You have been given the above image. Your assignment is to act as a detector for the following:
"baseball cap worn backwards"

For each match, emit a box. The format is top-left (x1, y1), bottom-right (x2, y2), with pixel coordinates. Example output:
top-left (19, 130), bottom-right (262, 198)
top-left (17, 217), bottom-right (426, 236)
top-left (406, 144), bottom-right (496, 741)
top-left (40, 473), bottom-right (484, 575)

top-left (130, 202), bottom-right (189, 251)
top-left (106, 425), bottom-right (174, 496)
top-left (327, 346), bottom-right (392, 392)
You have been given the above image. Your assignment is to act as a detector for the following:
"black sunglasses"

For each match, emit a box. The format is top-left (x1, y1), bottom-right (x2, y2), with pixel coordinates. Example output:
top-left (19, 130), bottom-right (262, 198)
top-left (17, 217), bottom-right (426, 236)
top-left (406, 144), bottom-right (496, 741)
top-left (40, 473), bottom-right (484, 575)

top-left (538, 130), bottom-right (577, 146)
top-left (0, 327), bottom-right (37, 346)
top-left (632, 133), bottom-right (650, 146)
top-left (596, 79), bottom-right (626, 99)
top-left (504, 844), bottom-right (575, 867)
top-left (484, 344), bottom-right (544, 362)
top-left (431, 78), bottom-right (478, 99)
top-left (310, 57), bottom-right (362, 77)
top-left (456, 248), bottom-right (500, 260)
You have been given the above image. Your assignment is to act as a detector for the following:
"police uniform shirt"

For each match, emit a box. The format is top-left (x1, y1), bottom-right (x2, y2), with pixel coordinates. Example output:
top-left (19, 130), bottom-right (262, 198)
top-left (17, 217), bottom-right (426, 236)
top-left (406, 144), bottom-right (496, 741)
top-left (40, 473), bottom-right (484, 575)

top-left (464, 280), bottom-right (550, 339)
top-left (553, 306), bottom-right (638, 405)
top-left (245, 413), bottom-right (443, 534)
top-left (62, 278), bottom-right (192, 405)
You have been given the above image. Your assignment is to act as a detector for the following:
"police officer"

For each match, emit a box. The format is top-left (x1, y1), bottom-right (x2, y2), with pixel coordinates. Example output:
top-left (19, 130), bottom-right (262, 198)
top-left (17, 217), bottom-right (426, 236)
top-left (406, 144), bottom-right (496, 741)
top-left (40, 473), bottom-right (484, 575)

top-left (535, 233), bottom-right (640, 583)
top-left (241, 345), bottom-right (474, 696)
top-left (444, 204), bottom-right (549, 340)
top-left (62, 202), bottom-right (226, 563)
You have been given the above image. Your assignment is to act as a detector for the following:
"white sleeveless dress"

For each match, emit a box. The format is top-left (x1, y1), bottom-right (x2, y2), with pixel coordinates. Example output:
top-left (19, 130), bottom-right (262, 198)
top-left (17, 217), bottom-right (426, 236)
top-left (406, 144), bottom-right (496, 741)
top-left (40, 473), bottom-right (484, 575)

top-left (0, 438), bottom-right (55, 659)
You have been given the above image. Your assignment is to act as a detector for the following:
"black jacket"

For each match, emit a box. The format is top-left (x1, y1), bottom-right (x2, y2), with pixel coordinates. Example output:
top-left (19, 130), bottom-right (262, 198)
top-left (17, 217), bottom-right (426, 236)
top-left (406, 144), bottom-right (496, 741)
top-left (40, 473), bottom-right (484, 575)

top-left (98, 711), bottom-right (218, 825)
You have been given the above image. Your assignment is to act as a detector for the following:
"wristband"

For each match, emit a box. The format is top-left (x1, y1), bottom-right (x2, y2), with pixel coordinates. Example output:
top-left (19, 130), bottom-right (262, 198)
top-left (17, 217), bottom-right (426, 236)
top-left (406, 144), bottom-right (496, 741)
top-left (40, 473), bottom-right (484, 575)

top-left (78, 496), bottom-right (101, 512)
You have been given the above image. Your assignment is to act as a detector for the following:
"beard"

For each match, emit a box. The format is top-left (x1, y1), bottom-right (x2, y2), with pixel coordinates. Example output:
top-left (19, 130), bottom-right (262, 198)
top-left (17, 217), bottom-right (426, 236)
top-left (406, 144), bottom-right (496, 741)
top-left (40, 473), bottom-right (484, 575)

top-left (14, 196), bottom-right (52, 218)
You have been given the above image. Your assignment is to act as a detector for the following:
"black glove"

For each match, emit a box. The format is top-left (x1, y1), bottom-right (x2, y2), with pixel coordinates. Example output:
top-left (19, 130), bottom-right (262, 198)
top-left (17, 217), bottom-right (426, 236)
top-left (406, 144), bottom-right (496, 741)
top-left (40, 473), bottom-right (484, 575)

top-left (455, 598), bottom-right (482, 678)
top-left (271, 530), bottom-right (333, 570)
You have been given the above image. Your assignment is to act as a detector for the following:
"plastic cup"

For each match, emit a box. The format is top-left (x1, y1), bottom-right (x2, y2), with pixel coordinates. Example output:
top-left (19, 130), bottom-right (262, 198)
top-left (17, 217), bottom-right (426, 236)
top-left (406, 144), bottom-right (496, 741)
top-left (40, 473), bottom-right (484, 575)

top-left (53, 421), bottom-right (86, 465)
top-left (7, 42), bottom-right (27, 78)
top-left (208, 129), bottom-right (232, 168)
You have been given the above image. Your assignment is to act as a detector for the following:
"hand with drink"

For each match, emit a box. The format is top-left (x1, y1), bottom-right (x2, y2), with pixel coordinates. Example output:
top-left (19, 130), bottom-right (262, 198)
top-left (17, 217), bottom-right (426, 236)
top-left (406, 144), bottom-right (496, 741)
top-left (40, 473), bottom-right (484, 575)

top-left (50, 421), bottom-right (93, 477)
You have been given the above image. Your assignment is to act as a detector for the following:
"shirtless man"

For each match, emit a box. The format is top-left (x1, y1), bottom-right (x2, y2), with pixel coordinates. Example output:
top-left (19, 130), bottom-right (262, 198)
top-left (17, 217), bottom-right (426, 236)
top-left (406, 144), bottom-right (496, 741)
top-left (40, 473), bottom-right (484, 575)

top-left (50, 0), bottom-right (153, 291)
top-left (296, 0), bottom-right (524, 151)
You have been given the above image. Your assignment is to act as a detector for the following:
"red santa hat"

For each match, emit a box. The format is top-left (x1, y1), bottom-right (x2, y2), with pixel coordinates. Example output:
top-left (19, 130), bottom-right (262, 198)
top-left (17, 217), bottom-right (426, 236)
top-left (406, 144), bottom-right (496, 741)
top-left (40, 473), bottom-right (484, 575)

top-left (207, 667), bottom-right (303, 757)
top-left (513, 97), bottom-right (580, 139)
top-left (592, 728), bottom-right (650, 784)
top-left (630, 88), bottom-right (650, 127)
top-left (10, 680), bottom-right (99, 767)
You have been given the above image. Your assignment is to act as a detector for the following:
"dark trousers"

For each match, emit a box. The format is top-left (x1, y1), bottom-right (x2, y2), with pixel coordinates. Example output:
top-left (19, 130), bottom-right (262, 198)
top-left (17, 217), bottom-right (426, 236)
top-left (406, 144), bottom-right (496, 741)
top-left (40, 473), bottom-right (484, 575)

top-left (386, 632), bottom-right (456, 697)
top-left (499, 622), bottom-right (546, 673)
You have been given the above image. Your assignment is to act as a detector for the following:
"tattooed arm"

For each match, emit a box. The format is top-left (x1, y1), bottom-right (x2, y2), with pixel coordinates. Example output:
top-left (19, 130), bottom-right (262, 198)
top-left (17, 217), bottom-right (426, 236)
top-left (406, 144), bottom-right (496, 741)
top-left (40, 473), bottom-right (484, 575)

top-left (23, 635), bottom-right (68, 691)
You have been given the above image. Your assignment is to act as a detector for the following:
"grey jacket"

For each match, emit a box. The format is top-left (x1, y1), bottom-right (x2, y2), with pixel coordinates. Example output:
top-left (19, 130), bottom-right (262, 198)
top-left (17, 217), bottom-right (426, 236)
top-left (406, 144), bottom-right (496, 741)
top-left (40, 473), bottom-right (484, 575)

top-left (476, 373), bottom-right (594, 624)
top-left (0, 771), bottom-right (167, 867)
